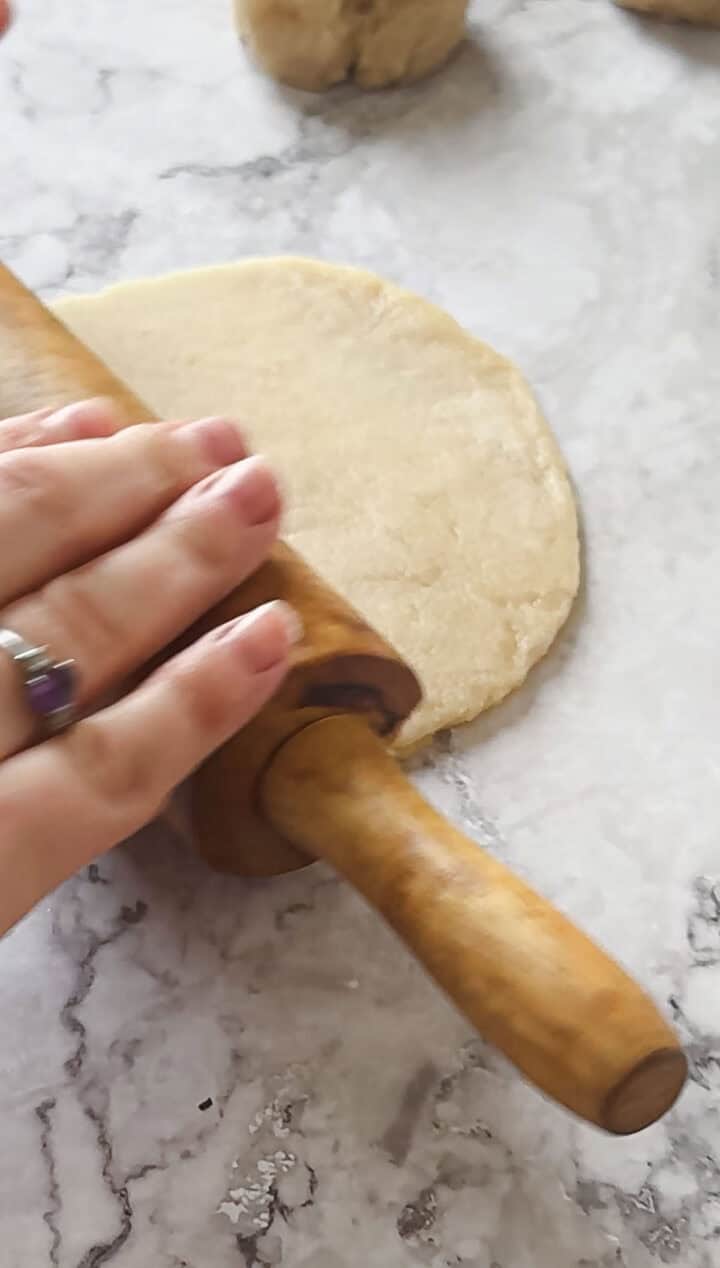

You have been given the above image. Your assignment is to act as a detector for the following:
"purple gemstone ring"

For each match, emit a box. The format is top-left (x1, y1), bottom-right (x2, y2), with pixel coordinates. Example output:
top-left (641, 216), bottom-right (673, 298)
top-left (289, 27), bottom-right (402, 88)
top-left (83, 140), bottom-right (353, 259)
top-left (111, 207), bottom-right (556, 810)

top-left (0, 628), bottom-right (77, 740)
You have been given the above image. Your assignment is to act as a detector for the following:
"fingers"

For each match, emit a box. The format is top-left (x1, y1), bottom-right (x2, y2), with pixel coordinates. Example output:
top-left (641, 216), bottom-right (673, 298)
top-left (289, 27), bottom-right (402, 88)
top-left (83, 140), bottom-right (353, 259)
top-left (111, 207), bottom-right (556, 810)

top-left (0, 455), bottom-right (282, 756)
top-left (0, 412), bottom-right (248, 604)
top-left (0, 399), bottom-right (122, 454)
top-left (0, 602), bottom-right (300, 936)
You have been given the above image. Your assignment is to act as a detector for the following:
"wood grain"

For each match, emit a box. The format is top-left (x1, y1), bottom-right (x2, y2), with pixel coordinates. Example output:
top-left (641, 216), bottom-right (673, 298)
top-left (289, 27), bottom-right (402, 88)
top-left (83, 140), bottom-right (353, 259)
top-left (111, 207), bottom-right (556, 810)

top-left (263, 715), bottom-right (687, 1133)
top-left (616, 0), bottom-right (720, 23)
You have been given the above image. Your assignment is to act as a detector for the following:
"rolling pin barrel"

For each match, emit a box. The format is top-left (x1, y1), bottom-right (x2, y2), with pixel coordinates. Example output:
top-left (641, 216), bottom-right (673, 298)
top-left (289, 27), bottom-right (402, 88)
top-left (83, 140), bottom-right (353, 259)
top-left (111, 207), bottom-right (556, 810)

top-left (0, 262), bottom-right (687, 1131)
top-left (264, 716), bottom-right (687, 1134)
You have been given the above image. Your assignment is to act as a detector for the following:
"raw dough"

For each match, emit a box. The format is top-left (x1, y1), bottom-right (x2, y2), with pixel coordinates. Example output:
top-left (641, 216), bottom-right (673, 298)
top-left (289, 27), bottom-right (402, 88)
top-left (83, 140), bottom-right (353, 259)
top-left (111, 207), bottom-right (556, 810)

top-left (54, 259), bottom-right (579, 750)
top-left (234, 0), bottom-right (468, 92)
top-left (616, 0), bottom-right (720, 22)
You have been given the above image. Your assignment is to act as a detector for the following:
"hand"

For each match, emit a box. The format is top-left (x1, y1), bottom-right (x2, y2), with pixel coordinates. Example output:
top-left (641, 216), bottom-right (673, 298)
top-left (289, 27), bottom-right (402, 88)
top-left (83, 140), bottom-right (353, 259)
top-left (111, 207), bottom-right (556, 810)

top-left (0, 400), bottom-right (298, 936)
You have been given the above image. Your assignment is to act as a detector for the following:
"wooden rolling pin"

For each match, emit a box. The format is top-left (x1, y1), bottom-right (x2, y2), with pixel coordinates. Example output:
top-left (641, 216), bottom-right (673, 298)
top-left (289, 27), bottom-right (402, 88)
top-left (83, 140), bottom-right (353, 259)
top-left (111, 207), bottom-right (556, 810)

top-left (0, 263), bottom-right (687, 1133)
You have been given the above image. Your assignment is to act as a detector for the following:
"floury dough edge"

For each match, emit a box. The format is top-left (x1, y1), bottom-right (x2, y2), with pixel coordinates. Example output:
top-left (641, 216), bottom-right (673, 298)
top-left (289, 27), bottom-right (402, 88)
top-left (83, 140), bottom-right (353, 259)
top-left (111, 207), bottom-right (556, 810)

top-left (54, 259), bottom-right (580, 750)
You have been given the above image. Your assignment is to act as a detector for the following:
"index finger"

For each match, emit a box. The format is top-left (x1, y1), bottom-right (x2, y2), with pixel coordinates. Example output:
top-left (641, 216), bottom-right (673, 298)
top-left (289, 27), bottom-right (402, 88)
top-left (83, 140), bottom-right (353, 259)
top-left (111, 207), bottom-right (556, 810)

top-left (0, 414), bottom-right (248, 604)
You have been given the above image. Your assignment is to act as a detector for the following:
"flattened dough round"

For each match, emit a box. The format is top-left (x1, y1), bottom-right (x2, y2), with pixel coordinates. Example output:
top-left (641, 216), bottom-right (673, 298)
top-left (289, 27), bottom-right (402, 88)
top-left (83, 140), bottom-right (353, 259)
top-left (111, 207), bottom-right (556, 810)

top-left (54, 260), bottom-right (579, 750)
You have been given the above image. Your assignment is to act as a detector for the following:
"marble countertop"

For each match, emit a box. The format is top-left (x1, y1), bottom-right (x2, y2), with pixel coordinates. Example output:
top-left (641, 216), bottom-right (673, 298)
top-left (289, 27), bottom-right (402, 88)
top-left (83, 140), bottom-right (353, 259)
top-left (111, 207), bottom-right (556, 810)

top-left (2, 1), bottom-right (720, 1265)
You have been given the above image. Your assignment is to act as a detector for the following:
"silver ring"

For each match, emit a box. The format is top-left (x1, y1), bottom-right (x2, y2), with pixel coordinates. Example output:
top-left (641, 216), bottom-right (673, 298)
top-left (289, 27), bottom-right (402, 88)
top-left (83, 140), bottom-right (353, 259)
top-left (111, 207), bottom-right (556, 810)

top-left (0, 628), bottom-right (77, 739)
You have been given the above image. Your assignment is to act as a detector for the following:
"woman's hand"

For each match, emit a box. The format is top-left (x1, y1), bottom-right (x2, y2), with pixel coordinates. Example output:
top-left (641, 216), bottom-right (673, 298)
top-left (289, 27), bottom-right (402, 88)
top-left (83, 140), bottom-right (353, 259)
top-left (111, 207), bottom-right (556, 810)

top-left (0, 400), bottom-right (297, 936)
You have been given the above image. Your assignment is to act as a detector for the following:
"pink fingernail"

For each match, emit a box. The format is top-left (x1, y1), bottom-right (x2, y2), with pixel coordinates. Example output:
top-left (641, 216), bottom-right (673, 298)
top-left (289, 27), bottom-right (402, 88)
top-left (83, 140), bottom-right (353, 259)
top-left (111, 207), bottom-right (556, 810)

top-left (204, 456), bottom-right (281, 526)
top-left (43, 398), bottom-right (121, 439)
top-left (220, 601), bottom-right (303, 673)
top-left (24, 407), bottom-right (56, 424)
top-left (178, 416), bottom-right (247, 468)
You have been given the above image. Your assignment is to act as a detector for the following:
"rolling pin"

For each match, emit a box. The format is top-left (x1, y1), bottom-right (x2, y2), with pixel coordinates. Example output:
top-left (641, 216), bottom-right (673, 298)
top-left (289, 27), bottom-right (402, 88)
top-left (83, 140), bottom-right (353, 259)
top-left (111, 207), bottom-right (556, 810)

top-left (0, 263), bottom-right (687, 1133)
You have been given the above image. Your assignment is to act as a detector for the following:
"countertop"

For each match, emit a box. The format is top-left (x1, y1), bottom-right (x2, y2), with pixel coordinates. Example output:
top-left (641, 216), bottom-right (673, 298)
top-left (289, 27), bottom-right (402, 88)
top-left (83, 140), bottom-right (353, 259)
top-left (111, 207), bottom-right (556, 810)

top-left (2, 1), bottom-right (720, 1265)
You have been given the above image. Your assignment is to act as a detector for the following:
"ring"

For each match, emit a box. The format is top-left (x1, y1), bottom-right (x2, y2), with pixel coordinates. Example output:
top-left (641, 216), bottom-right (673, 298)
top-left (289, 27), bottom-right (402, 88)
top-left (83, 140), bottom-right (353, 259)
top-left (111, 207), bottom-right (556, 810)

top-left (0, 628), bottom-right (78, 740)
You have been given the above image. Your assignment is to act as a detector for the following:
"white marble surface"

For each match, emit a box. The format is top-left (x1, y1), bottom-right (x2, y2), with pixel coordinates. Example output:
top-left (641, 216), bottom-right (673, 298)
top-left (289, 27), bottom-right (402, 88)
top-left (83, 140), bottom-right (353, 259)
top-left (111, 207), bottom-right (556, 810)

top-left (2, 1), bottom-right (720, 1264)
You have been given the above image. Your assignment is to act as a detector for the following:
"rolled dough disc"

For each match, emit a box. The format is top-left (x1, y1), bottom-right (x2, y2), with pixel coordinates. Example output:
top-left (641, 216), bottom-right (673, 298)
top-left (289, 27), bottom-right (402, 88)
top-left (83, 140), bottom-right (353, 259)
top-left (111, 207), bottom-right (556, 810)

top-left (54, 260), bottom-right (579, 751)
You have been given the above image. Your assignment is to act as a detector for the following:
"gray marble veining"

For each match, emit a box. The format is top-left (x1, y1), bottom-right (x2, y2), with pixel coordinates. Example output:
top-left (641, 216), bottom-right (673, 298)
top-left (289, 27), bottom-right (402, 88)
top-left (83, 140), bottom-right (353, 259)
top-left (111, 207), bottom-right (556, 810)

top-left (1, 1), bottom-right (720, 1264)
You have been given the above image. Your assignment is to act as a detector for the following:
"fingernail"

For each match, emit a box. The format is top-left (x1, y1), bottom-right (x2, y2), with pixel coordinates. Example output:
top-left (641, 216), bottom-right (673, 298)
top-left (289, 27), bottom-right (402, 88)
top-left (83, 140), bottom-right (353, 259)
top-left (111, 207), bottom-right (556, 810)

top-left (221, 601), bottom-right (303, 673)
top-left (24, 407), bottom-right (56, 425)
top-left (43, 398), bottom-right (122, 438)
top-left (179, 416), bottom-right (247, 468)
top-left (206, 455), bottom-right (280, 526)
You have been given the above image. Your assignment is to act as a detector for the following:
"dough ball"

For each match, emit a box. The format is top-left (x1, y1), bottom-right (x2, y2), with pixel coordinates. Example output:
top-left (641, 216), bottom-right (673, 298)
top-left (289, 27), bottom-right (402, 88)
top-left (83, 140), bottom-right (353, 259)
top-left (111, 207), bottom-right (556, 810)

top-left (234, 0), bottom-right (469, 92)
top-left (54, 259), bottom-right (579, 751)
top-left (616, 0), bottom-right (720, 23)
